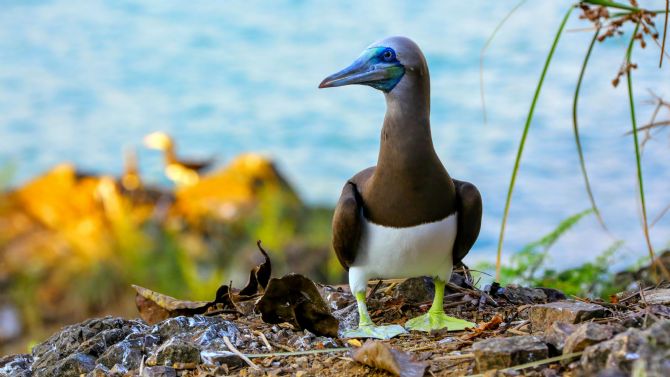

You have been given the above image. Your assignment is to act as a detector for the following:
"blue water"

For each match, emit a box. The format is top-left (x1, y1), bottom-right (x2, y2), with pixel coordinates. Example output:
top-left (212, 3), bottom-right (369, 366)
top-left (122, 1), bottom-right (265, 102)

top-left (1, 1), bottom-right (669, 269)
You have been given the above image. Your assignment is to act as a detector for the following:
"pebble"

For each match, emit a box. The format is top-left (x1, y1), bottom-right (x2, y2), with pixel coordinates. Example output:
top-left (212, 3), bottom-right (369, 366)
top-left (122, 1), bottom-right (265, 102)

top-left (529, 300), bottom-right (607, 332)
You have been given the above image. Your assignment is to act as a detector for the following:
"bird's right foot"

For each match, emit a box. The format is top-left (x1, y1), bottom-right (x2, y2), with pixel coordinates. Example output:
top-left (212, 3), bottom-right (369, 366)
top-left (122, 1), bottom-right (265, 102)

top-left (341, 324), bottom-right (406, 339)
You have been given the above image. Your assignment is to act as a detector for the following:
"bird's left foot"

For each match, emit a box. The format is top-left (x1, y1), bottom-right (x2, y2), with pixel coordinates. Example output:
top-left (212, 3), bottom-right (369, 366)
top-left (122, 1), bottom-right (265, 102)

top-left (404, 311), bottom-right (475, 332)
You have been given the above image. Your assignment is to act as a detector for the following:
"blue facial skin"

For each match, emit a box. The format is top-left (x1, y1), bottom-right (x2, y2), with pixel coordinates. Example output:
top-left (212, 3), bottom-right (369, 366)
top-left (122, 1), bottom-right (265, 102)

top-left (320, 46), bottom-right (406, 92)
top-left (364, 47), bottom-right (405, 92)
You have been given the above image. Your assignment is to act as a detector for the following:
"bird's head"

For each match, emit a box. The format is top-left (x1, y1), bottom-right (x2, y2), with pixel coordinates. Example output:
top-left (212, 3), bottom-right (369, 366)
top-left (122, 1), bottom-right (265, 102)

top-left (143, 131), bottom-right (174, 151)
top-left (318, 36), bottom-right (427, 93)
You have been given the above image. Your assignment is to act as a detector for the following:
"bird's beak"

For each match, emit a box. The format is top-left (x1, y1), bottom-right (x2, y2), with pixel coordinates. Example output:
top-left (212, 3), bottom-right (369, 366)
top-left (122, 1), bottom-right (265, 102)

top-left (319, 49), bottom-right (395, 89)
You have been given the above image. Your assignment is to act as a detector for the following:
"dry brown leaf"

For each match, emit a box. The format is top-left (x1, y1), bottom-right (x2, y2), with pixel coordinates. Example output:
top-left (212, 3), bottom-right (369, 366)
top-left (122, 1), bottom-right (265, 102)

top-left (351, 340), bottom-right (427, 377)
top-left (255, 273), bottom-right (339, 337)
top-left (133, 285), bottom-right (212, 324)
top-left (460, 314), bottom-right (503, 341)
top-left (239, 240), bottom-right (272, 296)
top-left (133, 241), bottom-right (271, 324)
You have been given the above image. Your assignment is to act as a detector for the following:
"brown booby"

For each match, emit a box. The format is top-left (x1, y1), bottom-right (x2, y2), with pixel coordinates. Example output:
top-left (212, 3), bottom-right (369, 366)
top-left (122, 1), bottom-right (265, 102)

top-left (143, 131), bottom-right (215, 186)
top-left (319, 36), bottom-right (482, 339)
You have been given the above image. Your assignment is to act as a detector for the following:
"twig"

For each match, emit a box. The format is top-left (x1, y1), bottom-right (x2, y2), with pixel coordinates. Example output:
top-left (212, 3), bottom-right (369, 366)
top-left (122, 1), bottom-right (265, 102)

top-left (651, 203), bottom-right (670, 227)
top-left (224, 336), bottom-right (260, 370)
top-left (506, 328), bottom-right (529, 336)
top-left (252, 331), bottom-right (273, 352)
top-left (243, 347), bottom-right (350, 359)
top-left (661, 0), bottom-right (669, 67)
top-left (269, 341), bottom-right (295, 352)
top-left (432, 353), bottom-right (475, 362)
top-left (367, 279), bottom-right (383, 299)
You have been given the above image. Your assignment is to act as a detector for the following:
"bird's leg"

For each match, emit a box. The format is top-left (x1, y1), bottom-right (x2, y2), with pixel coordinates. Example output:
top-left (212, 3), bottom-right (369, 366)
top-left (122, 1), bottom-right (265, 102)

top-left (404, 277), bottom-right (476, 332)
top-left (341, 291), bottom-right (406, 339)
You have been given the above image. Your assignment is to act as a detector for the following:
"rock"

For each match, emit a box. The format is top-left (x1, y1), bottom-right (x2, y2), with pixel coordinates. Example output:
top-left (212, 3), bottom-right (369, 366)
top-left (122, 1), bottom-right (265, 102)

top-left (0, 354), bottom-right (33, 377)
top-left (543, 322), bottom-right (577, 353)
top-left (393, 277), bottom-right (435, 303)
top-left (580, 320), bottom-right (670, 376)
top-left (97, 337), bottom-right (147, 370)
top-left (536, 288), bottom-right (566, 302)
top-left (31, 316), bottom-right (147, 374)
top-left (34, 352), bottom-right (97, 377)
top-left (86, 364), bottom-right (111, 377)
top-left (644, 288), bottom-right (670, 305)
top-left (502, 285), bottom-right (547, 304)
top-left (529, 300), bottom-right (607, 332)
top-left (472, 335), bottom-right (548, 372)
top-left (141, 366), bottom-right (177, 377)
top-left (563, 322), bottom-right (616, 355)
top-left (320, 286), bottom-right (353, 311)
top-left (151, 338), bottom-right (201, 366)
top-left (200, 350), bottom-right (244, 368)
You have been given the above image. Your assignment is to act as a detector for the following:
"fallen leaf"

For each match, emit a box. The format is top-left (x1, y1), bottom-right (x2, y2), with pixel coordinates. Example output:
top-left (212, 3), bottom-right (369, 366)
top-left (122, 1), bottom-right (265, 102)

top-left (239, 241), bottom-right (272, 296)
top-left (133, 241), bottom-right (272, 324)
top-left (352, 340), bottom-right (427, 377)
top-left (133, 285), bottom-right (212, 324)
top-left (460, 314), bottom-right (503, 341)
top-left (255, 273), bottom-right (339, 337)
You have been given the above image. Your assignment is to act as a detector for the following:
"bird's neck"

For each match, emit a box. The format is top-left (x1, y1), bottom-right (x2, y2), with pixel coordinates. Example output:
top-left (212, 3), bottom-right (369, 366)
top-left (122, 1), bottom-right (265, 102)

top-left (164, 145), bottom-right (178, 165)
top-left (362, 72), bottom-right (456, 227)
top-left (377, 73), bottom-right (435, 172)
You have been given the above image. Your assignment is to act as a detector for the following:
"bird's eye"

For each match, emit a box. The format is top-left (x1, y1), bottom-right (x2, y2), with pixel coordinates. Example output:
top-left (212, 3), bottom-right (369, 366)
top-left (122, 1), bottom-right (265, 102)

top-left (382, 49), bottom-right (394, 62)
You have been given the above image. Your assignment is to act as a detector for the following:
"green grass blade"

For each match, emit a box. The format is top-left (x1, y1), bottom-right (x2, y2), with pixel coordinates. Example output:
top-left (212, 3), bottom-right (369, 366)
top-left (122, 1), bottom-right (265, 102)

top-left (582, 0), bottom-right (638, 11)
top-left (573, 29), bottom-right (610, 231)
top-left (480, 0), bottom-right (527, 125)
top-left (625, 22), bottom-right (670, 281)
top-left (661, 0), bottom-right (668, 67)
top-left (495, 6), bottom-right (575, 281)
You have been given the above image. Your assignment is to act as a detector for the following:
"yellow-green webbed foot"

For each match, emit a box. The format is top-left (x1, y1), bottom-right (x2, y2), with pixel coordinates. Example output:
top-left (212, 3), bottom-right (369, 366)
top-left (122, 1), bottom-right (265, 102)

top-left (405, 278), bottom-right (475, 332)
top-left (341, 292), bottom-right (406, 339)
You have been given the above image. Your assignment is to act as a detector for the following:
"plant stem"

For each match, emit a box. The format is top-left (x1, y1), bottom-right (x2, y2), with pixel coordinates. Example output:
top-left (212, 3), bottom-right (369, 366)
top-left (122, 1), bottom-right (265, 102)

top-left (661, 0), bottom-right (669, 67)
top-left (573, 29), bottom-right (609, 231)
top-left (625, 22), bottom-right (670, 281)
top-left (495, 6), bottom-right (575, 282)
top-left (582, 0), bottom-right (638, 12)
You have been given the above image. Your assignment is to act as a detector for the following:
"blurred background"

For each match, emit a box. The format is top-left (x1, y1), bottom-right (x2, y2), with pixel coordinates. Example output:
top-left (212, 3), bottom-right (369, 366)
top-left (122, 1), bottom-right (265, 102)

top-left (1, 0), bottom-right (669, 353)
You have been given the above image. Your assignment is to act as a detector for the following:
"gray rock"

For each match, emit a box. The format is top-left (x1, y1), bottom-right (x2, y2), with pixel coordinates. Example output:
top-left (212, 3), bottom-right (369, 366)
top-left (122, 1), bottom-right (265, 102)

top-left (580, 320), bottom-right (670, 377)
top-left (644, 288), bottom-right (670, 305)
top-left (141, 366), bottom-right (177, 377)
top-left (472, 335), bottom-right (548, 372)
top-left (393, 276), bottom-right (435, 303)
top-left (86, 364), bottom-right (111, 377)
top-left (97, 337), bottom-right (146, 370)
top-left (34, 352), bottom-right (96, 377)
top-left (502, 285), bottom-right (547, 304)
top-left (563, 322), bottom-right (615, 355)
top-left (152, 338), bottom-right (200, 366)
top-left (200, 350), bottom-right (244, 368)
top-left (543, 322), bottom-right (577, 353)
top-left (529, 300), bottom-right (607, 332)
top-left (0, 354), bottom-right (33, 377)
top-left (31, 316), bottom-right (147, 374)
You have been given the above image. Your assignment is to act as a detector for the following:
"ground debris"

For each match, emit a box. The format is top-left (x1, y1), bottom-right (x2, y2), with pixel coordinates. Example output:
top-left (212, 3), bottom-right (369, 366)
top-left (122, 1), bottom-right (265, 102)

top-left (256, 273), bottom-right (339, 337)
top-left (4, 275), bottom-right (670, 376)
top-left (471, 335), bottom-right (548, 372)
top-left (529, 300), bottom-right (607, 332)
top-left (351, 340), bottom-right (427, 377)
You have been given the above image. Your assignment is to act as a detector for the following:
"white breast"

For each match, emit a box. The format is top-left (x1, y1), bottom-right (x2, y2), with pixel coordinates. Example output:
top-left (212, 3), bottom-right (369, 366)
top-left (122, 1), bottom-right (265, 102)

top-left (347, 213), bottom-right (457, 294)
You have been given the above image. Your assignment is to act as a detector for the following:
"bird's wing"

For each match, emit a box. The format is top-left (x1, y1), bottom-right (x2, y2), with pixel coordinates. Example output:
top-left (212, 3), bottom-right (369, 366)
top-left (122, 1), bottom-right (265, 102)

top-left (181, 157), bottom-right (216, 172)
top-left (452, 179), bottom-right (483, 265)
top-left (332, 167), bottom-right (374, 270)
